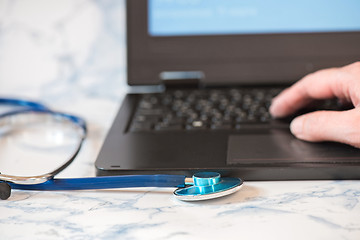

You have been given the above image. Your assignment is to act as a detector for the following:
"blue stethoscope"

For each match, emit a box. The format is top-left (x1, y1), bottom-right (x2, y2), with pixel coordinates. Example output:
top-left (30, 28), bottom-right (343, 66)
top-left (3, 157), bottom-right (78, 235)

top-left (0, 98), bottom-right (243, 201)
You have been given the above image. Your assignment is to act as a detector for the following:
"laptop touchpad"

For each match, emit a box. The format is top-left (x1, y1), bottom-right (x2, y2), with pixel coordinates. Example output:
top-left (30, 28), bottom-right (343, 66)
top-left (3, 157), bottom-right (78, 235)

top-left (227, 131), bottom-right (360, 165)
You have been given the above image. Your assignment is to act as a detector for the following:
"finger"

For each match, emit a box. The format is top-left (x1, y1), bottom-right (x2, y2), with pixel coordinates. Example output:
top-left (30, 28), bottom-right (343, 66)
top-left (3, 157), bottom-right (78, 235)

top-left (270, 66), bottom-right (352, 118)
top-left (290, 108), bottom-right (360, 148)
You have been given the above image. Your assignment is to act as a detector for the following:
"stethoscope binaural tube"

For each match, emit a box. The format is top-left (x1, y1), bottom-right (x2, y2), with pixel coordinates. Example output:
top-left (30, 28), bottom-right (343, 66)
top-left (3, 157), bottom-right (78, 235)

top-left (0, 98), bottom-right (88, 199)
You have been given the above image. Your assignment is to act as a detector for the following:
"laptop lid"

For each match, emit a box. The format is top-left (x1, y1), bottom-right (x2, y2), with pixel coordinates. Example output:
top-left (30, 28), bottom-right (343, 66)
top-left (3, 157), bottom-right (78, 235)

top-left (127, 0), bottom-right (360, 86)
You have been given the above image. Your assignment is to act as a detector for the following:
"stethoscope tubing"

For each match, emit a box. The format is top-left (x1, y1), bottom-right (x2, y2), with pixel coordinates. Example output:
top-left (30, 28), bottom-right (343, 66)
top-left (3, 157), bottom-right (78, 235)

top-left (8, 175), bottom-right (186, 191)
top-left (0, 97), bottom-right (86, 129)
top-left (0, 97), bottom-right (49, 113)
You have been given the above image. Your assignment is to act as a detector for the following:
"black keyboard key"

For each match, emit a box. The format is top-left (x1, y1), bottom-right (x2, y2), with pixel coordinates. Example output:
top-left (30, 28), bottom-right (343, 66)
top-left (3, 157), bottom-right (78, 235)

top-left (130, 122), bottom-right (153, 132)
top-left (134, 115), bottom-right (161, 123)
top-left (137, 108), bottom-right (164, 116)
top-left (186, 121), bottom-right (207, 130)
top-left (211, 122), bottom-right (232, 130)
top-left (155, 123), bottom-right (183, 131)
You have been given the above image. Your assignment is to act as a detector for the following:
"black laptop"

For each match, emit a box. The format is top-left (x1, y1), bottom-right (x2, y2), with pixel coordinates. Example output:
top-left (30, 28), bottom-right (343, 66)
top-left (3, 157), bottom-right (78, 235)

top-left (95, 0), bottom-right (360, 180)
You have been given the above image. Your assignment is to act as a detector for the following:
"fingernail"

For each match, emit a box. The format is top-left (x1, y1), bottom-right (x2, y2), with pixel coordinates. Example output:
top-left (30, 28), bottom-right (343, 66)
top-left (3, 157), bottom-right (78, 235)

top-left (269, 100), bottom-right (286, 118)
top-left (269, 98), bottom-right (280, 116)
top-left (290, 117), bottom-right (304, 136)
top-left (269, 99), bottom-right (276, 110)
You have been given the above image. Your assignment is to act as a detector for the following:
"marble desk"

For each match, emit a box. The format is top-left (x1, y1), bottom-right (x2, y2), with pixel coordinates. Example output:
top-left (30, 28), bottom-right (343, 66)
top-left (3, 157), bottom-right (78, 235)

top-left (1, 1), bottom-right (360, 239)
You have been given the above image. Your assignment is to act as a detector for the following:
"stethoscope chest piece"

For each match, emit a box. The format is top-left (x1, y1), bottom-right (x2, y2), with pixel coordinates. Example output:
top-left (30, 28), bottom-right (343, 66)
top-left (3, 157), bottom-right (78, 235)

top-left (174, 172), bottom-right (243, 201)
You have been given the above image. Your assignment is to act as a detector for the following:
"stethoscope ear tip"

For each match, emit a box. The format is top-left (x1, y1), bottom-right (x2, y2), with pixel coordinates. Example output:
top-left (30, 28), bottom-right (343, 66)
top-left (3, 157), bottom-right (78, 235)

top-left (0, 182), bottom-right (11, 200)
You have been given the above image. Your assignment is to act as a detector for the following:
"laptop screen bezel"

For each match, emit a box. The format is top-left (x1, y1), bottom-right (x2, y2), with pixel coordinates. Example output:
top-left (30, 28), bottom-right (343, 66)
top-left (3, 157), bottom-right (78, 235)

top-left (127, 0), bottom-right (360, 86)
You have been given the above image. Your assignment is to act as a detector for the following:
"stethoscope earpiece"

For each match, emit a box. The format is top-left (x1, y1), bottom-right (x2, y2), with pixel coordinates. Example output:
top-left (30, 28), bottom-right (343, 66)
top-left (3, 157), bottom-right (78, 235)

top-left (0, 181), bottom-right (11, 200)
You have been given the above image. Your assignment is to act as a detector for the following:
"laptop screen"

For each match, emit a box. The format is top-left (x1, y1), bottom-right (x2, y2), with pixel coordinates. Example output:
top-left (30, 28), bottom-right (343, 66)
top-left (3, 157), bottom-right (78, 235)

top-left (148, 0), bottom-right (360, 37)
top-left (127, 0), bottom-right (360, 86)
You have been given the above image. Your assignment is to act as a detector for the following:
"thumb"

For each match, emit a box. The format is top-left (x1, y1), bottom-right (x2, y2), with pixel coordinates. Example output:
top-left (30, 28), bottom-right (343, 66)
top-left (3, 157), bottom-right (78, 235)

top-left (290, 108), bottom-right (360, 148)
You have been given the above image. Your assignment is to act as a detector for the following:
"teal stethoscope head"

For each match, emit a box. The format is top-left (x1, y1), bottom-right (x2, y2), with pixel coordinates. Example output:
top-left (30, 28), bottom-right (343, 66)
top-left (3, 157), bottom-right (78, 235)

top-left (174, 172), bottom-right (243, 201)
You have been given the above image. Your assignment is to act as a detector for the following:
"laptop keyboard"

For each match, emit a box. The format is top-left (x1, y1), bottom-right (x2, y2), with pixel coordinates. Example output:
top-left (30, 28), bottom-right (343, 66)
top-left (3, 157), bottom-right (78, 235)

top-left (129, 87), bottom-right (285, 132)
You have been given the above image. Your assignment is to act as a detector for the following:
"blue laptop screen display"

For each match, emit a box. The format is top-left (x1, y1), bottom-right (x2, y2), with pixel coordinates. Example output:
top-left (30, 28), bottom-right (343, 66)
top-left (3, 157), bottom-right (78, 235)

top-left (148, 0), bottom-right (360, 36)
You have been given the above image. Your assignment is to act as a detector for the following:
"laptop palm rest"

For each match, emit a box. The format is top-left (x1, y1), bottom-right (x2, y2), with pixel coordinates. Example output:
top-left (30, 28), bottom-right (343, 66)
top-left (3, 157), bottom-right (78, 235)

top-left (227, 130), bottom-right (360, 165)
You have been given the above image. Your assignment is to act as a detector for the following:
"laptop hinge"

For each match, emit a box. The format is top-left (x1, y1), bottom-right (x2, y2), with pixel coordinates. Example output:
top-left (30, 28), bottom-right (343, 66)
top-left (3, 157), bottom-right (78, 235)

top-left (160, 71), bottom-right (204, 89)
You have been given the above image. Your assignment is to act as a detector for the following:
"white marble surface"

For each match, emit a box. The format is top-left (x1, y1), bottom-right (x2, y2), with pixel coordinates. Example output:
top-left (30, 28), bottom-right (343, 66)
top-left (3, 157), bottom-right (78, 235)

top-left (1, 1), bottom-right (360, 239)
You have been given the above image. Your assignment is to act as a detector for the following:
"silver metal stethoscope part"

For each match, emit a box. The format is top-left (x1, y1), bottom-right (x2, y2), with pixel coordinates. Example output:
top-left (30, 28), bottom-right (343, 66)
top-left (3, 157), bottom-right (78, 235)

top-left (0, 173), bottom-right (53, 185)
top-left (0, 98), bottom-right (244, 201)
top-left (0, 110), bottom-right (87, 185)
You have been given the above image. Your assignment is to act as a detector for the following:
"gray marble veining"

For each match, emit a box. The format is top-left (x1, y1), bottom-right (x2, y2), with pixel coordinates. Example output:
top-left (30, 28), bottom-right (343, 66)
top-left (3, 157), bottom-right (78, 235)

top-left (1, 1), bottom-right (360, 239)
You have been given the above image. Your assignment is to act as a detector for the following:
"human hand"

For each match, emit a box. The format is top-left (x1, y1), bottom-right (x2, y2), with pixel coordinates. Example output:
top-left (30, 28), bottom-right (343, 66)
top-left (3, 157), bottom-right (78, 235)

top-left (270, 62), bottom-right (360, 148)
